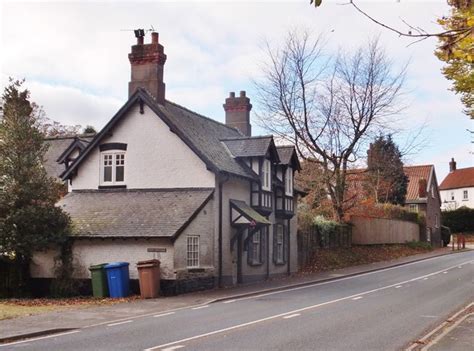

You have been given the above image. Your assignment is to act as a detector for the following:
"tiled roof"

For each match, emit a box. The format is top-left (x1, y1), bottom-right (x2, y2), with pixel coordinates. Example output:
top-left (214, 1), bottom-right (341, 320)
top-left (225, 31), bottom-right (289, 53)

top-left (276, 146), bottom-right (295, 165)
top-left (62, 90), bottom-right (258, 181)
top-left (43, 135), bottom-right (93, 180)
top-left (404, 165), bottom-right (433, 201)
top-left (221, 136), bottom-right (273, 158)
top-left (439, 167), bottom-right (474, 190)
top-left (58, 188), bottom-right (213, 238)
top-left (346, 166), bottom-right (434, 201)
top-left (160, 101), bottom-right (258, 179)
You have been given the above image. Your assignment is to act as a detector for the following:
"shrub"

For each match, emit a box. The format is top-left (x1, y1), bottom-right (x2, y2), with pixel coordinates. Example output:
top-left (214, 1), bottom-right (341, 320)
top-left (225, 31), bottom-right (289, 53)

top-left (406, 240), bottom-right (433, 250)
top-left (442, 207), bottom-right (474, 233)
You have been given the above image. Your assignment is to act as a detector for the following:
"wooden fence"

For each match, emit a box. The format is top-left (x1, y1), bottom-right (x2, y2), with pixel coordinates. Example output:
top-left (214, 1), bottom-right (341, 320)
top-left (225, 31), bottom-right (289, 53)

top-left (350, 216), bottom-right (419, 245)
top-left (297, 224), bottom-right (352, 269)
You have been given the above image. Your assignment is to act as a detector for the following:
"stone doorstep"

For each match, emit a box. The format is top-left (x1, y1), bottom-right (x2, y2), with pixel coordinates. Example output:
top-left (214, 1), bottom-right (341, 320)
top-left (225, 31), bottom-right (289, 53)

top-left (0, 247), bottom-right (469, 344)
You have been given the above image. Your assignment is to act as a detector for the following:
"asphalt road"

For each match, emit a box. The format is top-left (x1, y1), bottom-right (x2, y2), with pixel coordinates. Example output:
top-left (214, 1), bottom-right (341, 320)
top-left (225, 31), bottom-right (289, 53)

top-left (2, 251), bottom-right (473, 351)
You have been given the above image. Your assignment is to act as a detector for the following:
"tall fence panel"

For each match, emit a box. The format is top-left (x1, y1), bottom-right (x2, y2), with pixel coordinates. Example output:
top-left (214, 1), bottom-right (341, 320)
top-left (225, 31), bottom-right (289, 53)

top-left (350, 216), bottom-right (420, 245)
top-left (297, 224), bottom-right (352, 269)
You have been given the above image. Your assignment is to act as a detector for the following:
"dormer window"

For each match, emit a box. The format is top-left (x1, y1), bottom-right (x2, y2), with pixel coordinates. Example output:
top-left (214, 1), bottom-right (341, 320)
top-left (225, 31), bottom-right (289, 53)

top-left (262, 159), bottom-right (271, 191)
top-left (285, 167), bottom-right (293, 196)
top-left (99, 143), bottom-right (127, 186)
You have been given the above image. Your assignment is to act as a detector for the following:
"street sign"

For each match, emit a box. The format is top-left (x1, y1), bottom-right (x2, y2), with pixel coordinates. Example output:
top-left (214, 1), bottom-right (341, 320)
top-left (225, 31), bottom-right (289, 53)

top-left (147, 248), bottom-right (167, 253)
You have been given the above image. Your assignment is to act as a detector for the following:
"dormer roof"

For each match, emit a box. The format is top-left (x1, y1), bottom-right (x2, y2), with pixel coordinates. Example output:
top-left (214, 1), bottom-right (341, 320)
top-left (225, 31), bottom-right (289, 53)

top-left (221, 135), bottom-right (280, 162)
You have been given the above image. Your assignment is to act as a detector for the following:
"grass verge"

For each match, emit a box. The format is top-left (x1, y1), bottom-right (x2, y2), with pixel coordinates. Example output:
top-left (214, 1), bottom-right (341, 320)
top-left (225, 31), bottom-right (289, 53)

top-left (300, 243), bottom-right (436, 274)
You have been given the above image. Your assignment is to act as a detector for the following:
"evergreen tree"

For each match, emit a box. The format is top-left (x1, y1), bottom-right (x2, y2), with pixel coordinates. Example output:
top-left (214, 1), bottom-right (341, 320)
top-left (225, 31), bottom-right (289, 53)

top-left (0, 79), bottom-right (70, 293)
top-left (366, 135), bottom-right (408, 205)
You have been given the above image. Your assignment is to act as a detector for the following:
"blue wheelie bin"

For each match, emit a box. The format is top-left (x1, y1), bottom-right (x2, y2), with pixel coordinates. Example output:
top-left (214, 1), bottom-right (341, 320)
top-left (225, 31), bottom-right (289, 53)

top-left (105, 262), bottom-right (130, 298)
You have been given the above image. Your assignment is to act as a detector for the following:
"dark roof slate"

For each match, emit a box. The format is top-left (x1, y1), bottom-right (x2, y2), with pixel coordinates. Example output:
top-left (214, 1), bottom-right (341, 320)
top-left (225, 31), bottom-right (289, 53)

top-left (43, 135), bottom-right (94, 180)
top-left (221, 136), bottom-right (274, 158)
top-left (276, 146), bottom-right (301, 170)
top-left (58, 188), bottom-right (213, 239)
top-left (61, 90), bottom-right (258, 181)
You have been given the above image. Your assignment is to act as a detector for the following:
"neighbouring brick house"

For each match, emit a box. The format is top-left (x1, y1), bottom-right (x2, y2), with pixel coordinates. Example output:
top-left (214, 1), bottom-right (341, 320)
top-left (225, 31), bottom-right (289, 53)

top-left (439, 158), bottom-right (474, 210)
top-left (403, 165), bottom-right (442, 245)
top-left (31, 31), bottom-right (302, 295)
top-left (345, 164), bottom-right (442, 246)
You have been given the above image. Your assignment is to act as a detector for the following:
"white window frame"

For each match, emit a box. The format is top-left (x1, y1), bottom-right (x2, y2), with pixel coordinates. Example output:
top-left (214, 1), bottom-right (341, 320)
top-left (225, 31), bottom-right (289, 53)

top-left (431, 186), bottom-right (435, 198)
top-left (262, 159), bottom-right (271, 191)
top-left (435, 214), bottom-right (440, 228)
top-left (408, 204), bottom-right (418, 213)
top-left (285, 167), bottom-right (293, 196)
top-left (186, 235), bottom-right (200, 268)
top-left (463, 190), bottom-right (468, 200)
top-left (100, 151), bottom-right (126, 186)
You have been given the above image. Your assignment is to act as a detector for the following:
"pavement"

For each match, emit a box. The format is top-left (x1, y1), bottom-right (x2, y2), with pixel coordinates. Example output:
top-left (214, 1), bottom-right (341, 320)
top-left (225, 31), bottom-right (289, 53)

top-left (0, 247), bottom-right (471, 348)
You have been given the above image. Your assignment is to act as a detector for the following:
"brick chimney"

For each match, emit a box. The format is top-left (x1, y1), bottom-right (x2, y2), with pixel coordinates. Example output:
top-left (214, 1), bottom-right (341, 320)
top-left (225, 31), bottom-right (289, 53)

top-left (223, 91), bottom-right (252, 136)
top-left (449, 157), bottom-right (457, 173)
top-left (418, 178), bottom-right (427, 198)
top-left (128, 31), bottom-right (167, 104)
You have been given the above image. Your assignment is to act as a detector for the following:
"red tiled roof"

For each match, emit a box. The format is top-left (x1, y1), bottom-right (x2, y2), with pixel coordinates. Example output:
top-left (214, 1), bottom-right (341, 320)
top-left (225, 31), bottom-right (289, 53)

top-left (403, 165), bottom-right (433, 201)
top-left (439, 167), bottom-right (474, 190)
top-left (346, 165), bottom-right (434, 201)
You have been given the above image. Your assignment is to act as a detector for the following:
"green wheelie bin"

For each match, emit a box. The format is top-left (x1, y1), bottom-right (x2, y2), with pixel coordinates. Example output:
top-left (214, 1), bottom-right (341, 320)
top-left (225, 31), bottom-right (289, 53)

top-left (89, 263), bottom-right (109, 297)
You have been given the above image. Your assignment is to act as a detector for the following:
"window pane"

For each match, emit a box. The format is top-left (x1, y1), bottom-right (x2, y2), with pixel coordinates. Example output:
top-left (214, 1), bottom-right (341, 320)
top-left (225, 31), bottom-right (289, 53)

top-left (104, 166), bottom-right (112, 182)
top-left (116, 166), bottom-right (124, 182)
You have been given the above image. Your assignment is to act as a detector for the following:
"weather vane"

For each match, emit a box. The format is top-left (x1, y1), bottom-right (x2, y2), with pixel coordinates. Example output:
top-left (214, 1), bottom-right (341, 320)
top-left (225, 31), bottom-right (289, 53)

top-left (120, 25), bottom-right (156, 38)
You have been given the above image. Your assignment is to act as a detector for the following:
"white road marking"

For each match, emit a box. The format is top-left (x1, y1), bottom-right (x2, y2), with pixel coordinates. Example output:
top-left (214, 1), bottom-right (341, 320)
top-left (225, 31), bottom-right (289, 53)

top-left (143, 260), bottom-right (473, 351)
top-left (423, 277), bottom-right (429, 280)
top-left (223, 299), bottom-right (236, 304)
top-left (161, 346), bottom-right (185, 351)
top-left (458, 266), bottom-right (462, 268)
top-left (153, 312), bottom-right (175, 318)
top-left (192, 305), bottom-right (209, 310)
top-left (420, 315), bottom-right (438, 319)
top-left (0, 330), bottom-right (81, 347)
top-left (352, 296), bottom-right (363, 300)
top-left (226, 256), bottom-right (474, 304)
top-left (107, 320), bottom-right (133, 327)
top-left (283, 314), bottom-right (300, 319)
top-left (395, 285), bottom-right (402, 289)
top-left (443, 271), bottom-right (448, 274)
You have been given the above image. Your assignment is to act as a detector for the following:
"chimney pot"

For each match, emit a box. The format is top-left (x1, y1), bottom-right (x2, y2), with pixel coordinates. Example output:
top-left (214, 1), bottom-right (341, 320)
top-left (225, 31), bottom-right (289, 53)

top-left (230, 92), bottom-right (235, 98)
top-left (240, 91), bottom-right (246, 97)
top-left (449, 157), bottom-right (457, 172)
top-left (151, 32), bottom-right (159, 44)
top-left (137, 36), bottom-right (144, 45)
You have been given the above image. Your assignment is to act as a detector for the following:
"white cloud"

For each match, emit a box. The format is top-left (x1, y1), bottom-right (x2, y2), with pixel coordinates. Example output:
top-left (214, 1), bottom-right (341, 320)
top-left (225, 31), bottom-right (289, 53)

top-left (1, 0), bottom-right (471, 170)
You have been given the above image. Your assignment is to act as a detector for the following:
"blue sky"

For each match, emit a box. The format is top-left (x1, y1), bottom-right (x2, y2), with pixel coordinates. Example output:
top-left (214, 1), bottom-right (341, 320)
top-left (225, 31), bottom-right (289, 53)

top-left (1, 0), bottom-right (472, 182)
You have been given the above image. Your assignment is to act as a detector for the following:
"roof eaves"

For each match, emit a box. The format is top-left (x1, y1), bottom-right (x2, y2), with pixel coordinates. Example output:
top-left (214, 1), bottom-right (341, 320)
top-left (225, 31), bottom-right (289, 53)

top-left (171, 190), bottom-right (214, 242)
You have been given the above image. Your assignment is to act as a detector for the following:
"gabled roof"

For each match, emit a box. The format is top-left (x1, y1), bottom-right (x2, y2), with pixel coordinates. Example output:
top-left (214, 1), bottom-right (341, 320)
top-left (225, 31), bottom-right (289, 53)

top-left (56, 137), bottom-right (92, 164)
top-left (230, 199), bottom-right (271, 226)
top-left (60, 89), bottom-right (258, 181)
top-left (276, 146), bottom-right (301, 171)
top-left (345, 165), bottom-right (436, 202)
top-left (221, 135), bottom-right (280, 162)
top-left (439, 167), bottom-right (474, 190)
top-left (43, 134), bottom-right (94, 180)
top-left (404, 165), bottom-right (434, 201)
top-left (58, 188), bottom-right (213, 240)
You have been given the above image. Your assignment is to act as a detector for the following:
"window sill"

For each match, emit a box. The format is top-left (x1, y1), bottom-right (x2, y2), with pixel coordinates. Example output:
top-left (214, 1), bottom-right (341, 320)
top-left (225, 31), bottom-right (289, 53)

top-left (273, 261), bottom-right (286, 266)
top-left (248, 261), bottom-right (264, 267)
top-left (98, 185), bottom-right (127, 189)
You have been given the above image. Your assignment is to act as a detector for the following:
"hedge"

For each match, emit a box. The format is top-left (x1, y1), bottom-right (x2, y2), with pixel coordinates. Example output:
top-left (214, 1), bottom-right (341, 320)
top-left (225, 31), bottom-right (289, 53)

top-left (441, 207), bottom-right (474, 233)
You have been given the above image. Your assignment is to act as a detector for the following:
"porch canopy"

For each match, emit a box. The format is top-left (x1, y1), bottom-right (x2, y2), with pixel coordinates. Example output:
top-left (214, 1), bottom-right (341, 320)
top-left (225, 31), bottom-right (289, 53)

top-left (229, 199), bottom-right (270, 250)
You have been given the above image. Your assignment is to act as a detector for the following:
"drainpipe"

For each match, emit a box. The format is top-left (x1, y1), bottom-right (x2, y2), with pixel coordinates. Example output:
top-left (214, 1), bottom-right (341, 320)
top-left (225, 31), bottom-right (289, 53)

top-left (287, 218), bottom-right (291, 276)
top-left (266, 225), bottom-right (270, 279)
top-left (218, 174), bottom-right (229, 288)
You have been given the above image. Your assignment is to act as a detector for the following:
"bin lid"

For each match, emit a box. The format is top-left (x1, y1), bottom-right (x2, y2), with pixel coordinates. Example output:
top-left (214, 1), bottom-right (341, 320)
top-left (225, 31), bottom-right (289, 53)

top-left (105, 262), bottom-right (129, 269)
top-left (89, 263), bottom-right (108, 270)
top-left (137, 259), bottom-right (160, 267)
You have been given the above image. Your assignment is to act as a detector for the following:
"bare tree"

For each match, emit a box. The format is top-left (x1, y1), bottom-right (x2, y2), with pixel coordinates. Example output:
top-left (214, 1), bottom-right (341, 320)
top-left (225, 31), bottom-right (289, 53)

top-left (255, 31), bottom-right (406, 221)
